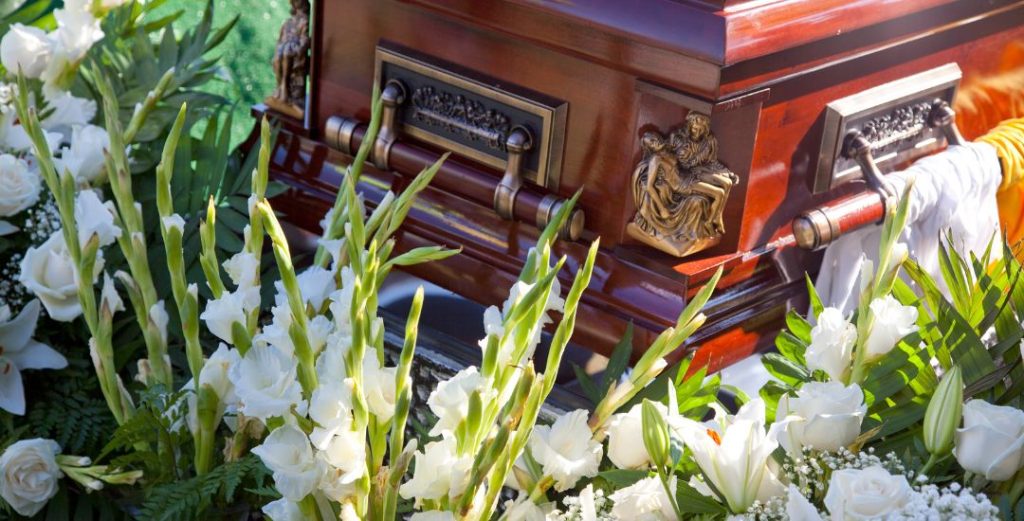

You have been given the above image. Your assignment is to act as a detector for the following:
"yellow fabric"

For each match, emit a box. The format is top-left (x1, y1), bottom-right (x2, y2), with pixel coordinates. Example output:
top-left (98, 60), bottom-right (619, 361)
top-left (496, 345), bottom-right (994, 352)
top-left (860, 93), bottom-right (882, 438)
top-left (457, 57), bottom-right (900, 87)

top-left (977, 119), bottom-right (1024, 246)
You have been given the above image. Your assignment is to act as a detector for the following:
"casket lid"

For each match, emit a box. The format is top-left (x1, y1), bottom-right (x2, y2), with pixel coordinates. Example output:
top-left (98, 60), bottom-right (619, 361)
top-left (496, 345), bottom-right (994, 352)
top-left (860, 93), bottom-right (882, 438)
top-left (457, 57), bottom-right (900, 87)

top-left (405, 0), bottom-right (1002, 97)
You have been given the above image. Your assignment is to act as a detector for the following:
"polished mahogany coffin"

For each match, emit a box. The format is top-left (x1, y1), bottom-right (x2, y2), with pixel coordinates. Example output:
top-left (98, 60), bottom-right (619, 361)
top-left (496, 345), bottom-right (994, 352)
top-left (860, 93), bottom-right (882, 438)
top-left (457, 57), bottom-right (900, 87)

top-left (257, 0), bottom-right (1024, 370)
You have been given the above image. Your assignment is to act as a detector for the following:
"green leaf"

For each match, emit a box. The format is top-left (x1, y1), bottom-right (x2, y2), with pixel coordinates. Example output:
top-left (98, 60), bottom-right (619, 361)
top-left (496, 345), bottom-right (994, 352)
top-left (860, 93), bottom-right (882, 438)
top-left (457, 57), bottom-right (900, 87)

top-left (761, 353), bottom-right (811, 386)
top-left (596, 469), bottom-right (648, 488)
top-left (676, 479), bottom-right (728, 514)
top-left (806, 273), bottom-right (824, 318)
top-left (602, 322), bottom-right (634, 396)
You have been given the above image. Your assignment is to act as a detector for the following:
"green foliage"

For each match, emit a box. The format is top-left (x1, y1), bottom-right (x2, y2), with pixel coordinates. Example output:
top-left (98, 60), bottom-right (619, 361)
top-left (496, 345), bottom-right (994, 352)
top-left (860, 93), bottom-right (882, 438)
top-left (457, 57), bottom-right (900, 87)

top-left (573, 322), bottom-right (634, 406)
top-left (0, 0), bottom-right (58, 33)
top-left (97, 386), bottom-right (192, 483)
top-left (137, 455), bottom-right (271, 521)
top-left (149, 0), bottom-right (289, 146)
top-left (26, 354), bottom-right (117, 456)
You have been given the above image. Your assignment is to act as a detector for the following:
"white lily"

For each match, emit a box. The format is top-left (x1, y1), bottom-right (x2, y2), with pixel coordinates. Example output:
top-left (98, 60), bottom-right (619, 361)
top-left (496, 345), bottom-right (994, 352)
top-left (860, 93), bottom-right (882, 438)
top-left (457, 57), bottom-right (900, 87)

top-left (677, 399), bottom-right (787, 514)
top-left (0, 300), bottom-right (68, 415)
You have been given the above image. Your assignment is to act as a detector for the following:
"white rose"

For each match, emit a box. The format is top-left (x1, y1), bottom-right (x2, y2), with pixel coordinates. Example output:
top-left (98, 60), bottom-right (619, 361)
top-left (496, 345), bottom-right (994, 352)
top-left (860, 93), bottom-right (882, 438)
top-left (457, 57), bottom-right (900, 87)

top-left (606, 402), bottom-right (674, 469)
top-left (400, 434), bottom-right (473, 501)
top-left (228, 345), bottom-right (305, 422)
top-left (609, 475), bottom-right (676, 521)
top-left (0, 154), bottom-right (40, 217)
top-left (55, 124), bottom-right (107, 182)
top-left (805, 307), bottom-right (856, 382)
top-left (252, 425), bottom-right (324, 502)
top-left (954, 399), bottom-right (1024, 481)
top-left (863, 296), bottom-right (917, 360)
top-left (528, 409), bottom-right (602, 492)
top-left (823, 466), bottom-right (911, 520)
top-left (0, 25), bottom-right (53, 79)
top-left (200, 286), bottom-right (260, 345)
top-left (261, 497), bottom-right (303, 521)
top-left (427, 367), bottom-right (490, 436)
top-left (777, 381), bottom-right (866, 453)
top-left (19, 232), bottom-right (102, 321)
top-left (786, 484), bottom-right (824, 521)
top-left (74, 189), bottom-right (120, 247)
top-left (0, 438), bottom-right (62, 517)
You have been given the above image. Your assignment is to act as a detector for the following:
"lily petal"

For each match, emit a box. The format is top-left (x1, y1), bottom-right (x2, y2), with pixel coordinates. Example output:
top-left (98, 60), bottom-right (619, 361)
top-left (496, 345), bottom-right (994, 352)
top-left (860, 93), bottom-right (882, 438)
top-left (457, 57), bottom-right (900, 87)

top-left (0, 220), bottom-right (17, 236)
top-left (0, 364), bottom-right (25, 415)
top-left (0, 299), bottom-right (40, 353)
top-left (10, 340), bottom-right (67, 370)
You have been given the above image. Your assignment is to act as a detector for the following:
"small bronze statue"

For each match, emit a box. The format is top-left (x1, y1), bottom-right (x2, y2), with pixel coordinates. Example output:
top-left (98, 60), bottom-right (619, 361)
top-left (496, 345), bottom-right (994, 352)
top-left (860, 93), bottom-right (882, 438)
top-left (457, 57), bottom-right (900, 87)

top-left (628, 112), bottom-right (740, 257)
top-left (266, 0), bottom-right (310, 119)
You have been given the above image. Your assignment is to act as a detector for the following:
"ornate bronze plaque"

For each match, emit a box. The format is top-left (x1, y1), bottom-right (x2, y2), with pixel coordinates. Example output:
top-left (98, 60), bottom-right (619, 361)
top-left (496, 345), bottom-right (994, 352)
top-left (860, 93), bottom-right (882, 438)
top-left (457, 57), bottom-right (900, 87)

top-left (627, 112), bottom-right (739, 258)
top-left (374, 44), bottom-right (567, 190)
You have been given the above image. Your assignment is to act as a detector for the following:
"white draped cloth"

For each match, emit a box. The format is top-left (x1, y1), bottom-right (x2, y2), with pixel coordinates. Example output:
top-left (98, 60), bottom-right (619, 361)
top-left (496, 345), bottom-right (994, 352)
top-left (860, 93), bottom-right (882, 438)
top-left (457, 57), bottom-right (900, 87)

top-left (815, 143), bottom-right (1004, 314)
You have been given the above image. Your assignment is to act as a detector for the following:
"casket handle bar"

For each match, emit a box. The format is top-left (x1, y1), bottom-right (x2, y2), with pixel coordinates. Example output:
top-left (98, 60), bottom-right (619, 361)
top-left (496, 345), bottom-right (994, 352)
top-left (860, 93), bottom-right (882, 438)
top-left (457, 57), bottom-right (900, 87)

top-left (794, 100), bottom-right (966, 250)
top-left (324, 93), bottom-right (583, 240)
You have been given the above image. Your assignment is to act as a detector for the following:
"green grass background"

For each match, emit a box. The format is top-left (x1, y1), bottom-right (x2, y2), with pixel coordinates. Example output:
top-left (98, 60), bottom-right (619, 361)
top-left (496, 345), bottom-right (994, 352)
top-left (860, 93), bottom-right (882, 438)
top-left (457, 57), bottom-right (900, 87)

top-left (152, 0), bottom-right (290, 146)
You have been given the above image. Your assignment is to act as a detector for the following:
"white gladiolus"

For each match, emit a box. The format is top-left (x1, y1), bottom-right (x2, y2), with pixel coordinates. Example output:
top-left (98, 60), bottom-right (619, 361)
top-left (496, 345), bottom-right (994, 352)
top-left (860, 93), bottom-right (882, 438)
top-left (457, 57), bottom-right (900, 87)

top-left (42, 91), bottom-right (97, 131)
top-left (427, 367), bottom-right (490, 436)
top-left (608, 475), bottom-right (676, 521)
top-left (527, 409), bottom-right (602, 492)
top-left (41, 6), bottom-right (103, 90)
top-left (400, 434), bottom-right (473, 502)
top-left (678, 399), bottom-right (786, 513)
top-left (954, 399), bottom-right (1024, 481)
top-left (199, 343), bottom-right (240, 404)
top-left (228, 344), bottom-right (305, 422)
top-left (0, 154), bottom-right (40, 218)
top-left (0, 439), bottom-right (62, 517)
top-left (99, 272), bottom-right (123, 314)
top-left (0, 25), bottom-right (53, 79)
top-left (308, 380), bottom-right (354, 449)
top-left (777, 381), bottom-right (866, 453)
top-left (823, 466), bottom-right (912, 520)
top-left (223, 251), bottom-right (260, 290)
top-left (863, 296), bottom-right (918, 360)
top-left (409, 512), bottom-right (457, 521)
top-left (200, 286), bottom-right (261, 345)
top-left (55, 124), bottom-right (108, 183)
top-left (74, 189), bottom-right (121, 248)
top-left (316, 428), bottom-right (366, 502)
top-left (362, 355), bottom-right (397, 422)
top-left (276, 266), bottom-right (335, 310)
top-left (252, 425), bottom-right (325, 502)
top-left (805, 307), bottom-right (856, 382)
top-left (261, 497), bottom-right (304, 521)
top-left (20, 232), bottom-right (103, 321)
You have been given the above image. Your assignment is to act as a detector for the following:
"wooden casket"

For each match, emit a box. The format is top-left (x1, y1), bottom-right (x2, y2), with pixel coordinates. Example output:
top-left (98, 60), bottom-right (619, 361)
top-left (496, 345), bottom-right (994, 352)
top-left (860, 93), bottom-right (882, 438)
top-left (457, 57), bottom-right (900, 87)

top-left (259, 0), bottom-right (1024, 370)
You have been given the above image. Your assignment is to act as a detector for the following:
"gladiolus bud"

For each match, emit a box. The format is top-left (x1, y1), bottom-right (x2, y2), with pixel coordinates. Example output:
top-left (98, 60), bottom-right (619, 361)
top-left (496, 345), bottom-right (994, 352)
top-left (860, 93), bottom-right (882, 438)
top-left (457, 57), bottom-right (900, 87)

top-left (924, 365), bottom-right (963, 455)
top-left (641, 399), bottom-right (670, 469)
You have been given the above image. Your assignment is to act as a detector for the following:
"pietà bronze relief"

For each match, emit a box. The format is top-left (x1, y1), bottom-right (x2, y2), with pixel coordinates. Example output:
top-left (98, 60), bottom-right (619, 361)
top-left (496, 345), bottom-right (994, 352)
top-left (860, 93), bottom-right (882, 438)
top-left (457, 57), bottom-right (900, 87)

top-left (628, 112), bottom-right (739, 257)
top-left (266, 0), bottom-right (310, 119)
